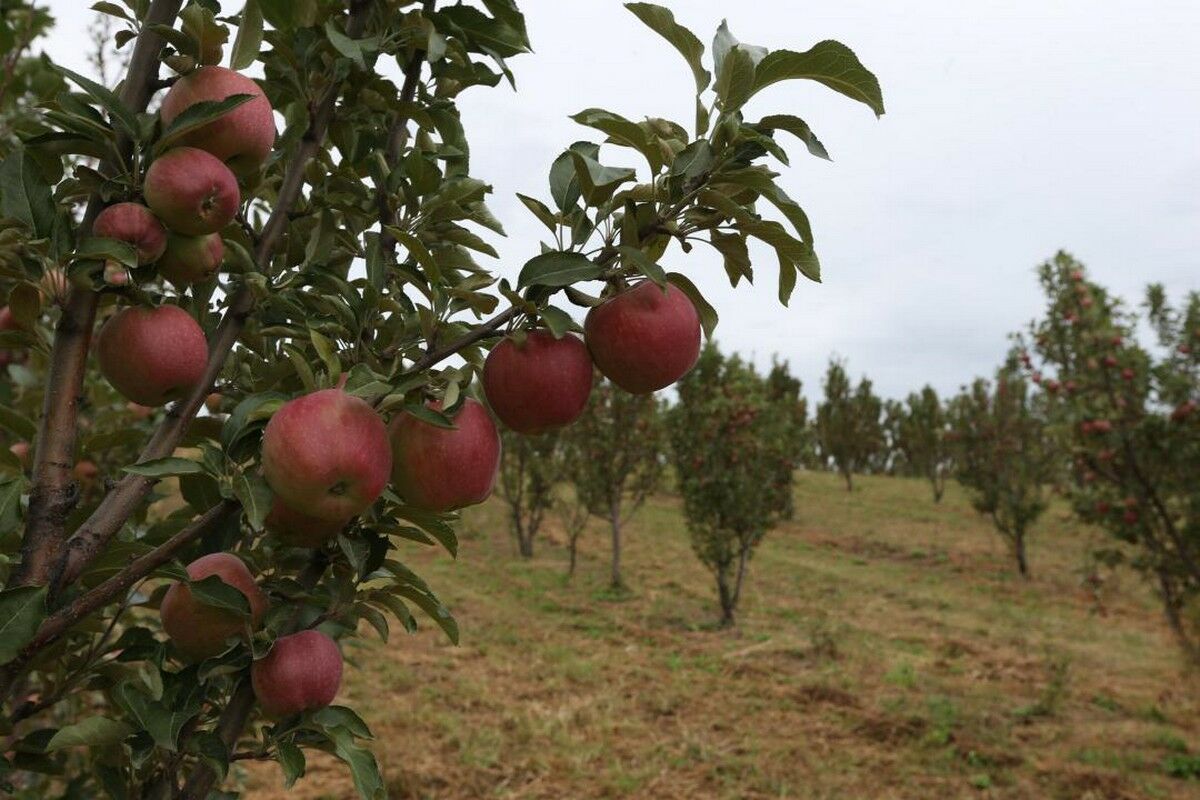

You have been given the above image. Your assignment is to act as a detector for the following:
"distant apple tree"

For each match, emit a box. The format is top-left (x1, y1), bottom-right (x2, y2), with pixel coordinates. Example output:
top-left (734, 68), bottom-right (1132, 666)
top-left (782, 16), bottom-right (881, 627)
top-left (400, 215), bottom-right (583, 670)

top-left (496, 429), bottom-right (560, 558)
top-left (815, 358), bottom-right (884, 490)
top-left (0, 0), bottom-right (883, 795)
top-left (1021, 252), bottom-right (1200, 661)
top-left (668, 344), bottom-right (803, 625)
top-left (947, 368), bottom-right (1055, 577)
top-left (893, 385), bottom-right (952, 502)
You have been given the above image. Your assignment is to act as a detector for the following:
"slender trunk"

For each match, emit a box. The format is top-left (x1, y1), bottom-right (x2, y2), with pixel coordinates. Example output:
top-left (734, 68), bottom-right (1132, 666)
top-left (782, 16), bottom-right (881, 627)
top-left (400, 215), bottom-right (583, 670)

top-left (931, 472), bottom-right (944, 503)
top-left (716, 564), bottom-right (735, 627)
top-left (609, 497), bottom-right (622, 589)
top-left (1013, 529), bottom-right (1030, 578)
top-left (1157, 570), bottom-right (1200, 665)
top-left (567, 535), bottom-right (578, 578)
top-left (843, 470), bottom-right (853, 491)
top-left (730, 546), bottom-right (750, 611)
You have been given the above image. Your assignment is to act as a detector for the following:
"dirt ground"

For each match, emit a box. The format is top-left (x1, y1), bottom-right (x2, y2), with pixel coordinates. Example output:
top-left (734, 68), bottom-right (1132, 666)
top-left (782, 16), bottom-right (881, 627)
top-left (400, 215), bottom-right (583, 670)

top-left (241, 472), bottom-right (1200, 799)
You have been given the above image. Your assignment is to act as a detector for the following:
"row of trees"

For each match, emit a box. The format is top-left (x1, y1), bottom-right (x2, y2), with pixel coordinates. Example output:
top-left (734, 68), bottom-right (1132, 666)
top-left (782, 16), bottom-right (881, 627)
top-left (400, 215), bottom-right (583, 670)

top-left (497, 345), bottom-right (805, 626)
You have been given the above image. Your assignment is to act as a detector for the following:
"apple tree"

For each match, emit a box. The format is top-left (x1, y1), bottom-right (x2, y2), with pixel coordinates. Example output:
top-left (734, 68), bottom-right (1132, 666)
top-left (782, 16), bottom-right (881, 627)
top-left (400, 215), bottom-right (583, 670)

top-left (496, 428), bottom-right (559, 558)
top-left (1021, 252), bottom-right (1200, 661)
top-left (946, 368), bottom-right (1055, 577)
top-left (0, 0), bottom-right (883, 795)
top-left (892, 385), bottom-right (952, 502)
top-left (814, 358), bottom-right (884, 490)
top-left (668, 343), bottom-right (802, 625)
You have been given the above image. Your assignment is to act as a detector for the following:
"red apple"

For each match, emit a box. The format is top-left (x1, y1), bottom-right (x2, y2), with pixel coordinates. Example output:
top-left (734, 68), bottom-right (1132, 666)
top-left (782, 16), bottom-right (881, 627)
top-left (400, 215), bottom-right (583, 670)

top-left (482, 330), bottom-right (593, 434)
top-left (584, 281), bottom-right (701, 394)
top-left (73, 460), bottom-right (99, 484)
top-left (389, 398), bottom-right (500, 512)
top-left (9, 441), bottom-right (30, 469)
top-left (160, 552), bottom-right (267, 661)
top-left (251, 630), bottom-right (343, 717)
top-left (159, 66), bottom-right (276, 176)
top-left (262, 389), bottom-right (391, 522)
top-left (92, 202), bottom-right (167, 264)
top-left (96, 305), bottom-right (209, 406)
top-left (1121, 368), bottom-right (1135, 382)
top-left (158, 232), bottom-right (223, 287)
top-left (265, 498), bottom-right (346, 548)
top-left (144, 147), bottom-right (240, 236)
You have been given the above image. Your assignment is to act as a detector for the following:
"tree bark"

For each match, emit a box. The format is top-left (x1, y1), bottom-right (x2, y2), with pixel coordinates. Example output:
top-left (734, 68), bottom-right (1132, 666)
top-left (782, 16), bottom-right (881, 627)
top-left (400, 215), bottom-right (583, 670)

top-left (1013, 529), bottom-right (1030, 578)
top-left (716, 565), bottom-right (734, 627)
top-left (609, 497), bottom-right (623, 589)
top-left (567, 535), bottom-right (578, 578)
top-left (843, 470), bottom-right (853, 491)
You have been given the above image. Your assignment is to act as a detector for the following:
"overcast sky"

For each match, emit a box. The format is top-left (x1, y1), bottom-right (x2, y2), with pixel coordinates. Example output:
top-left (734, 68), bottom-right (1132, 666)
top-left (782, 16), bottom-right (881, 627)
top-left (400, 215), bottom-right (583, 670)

top-left (36, 0), bottom-right (1200, 402)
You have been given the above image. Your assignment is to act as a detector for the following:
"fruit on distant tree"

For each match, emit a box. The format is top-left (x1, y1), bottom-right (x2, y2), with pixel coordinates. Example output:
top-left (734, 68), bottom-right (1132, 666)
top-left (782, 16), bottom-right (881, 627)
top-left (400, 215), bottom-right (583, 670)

top-left (585, 281), bottom-right (701, 394)
top-left (482, 330), bottom-right (593, 433)
top-left (158, 232), bottom-right (223, 286)
top-left (261, 389), bottom-right (391, 522)
top-left (159, 66), bottom-right (276, 176)
top-left (95, 305), bottom-right (209, 406)
top-left (250, 630), bottom-right (343, 717)
top-left (93, 202), bottom-right (167, 264)
top-left (160, 552), bottom-right (268, 660)
top-left (144, 147), bottom-right (240, 235)
top-left (389, 398), bottom-right (500, 512)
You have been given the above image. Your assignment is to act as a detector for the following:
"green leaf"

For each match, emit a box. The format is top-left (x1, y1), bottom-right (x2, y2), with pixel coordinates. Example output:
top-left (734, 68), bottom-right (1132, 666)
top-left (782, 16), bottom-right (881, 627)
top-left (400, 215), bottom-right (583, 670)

top-left (188, 574), bottom-right (251, 617)
top-left (155, 94), bottom-right (254, 153)
top-left (402, 404), bottom-right (456, 430)
top-left (709, 230), bottom-right (752, 287)
top-left (741, 219), bottom-right (820, 282)
top-left (549, 149), bottom-right (581, 212)
top-left (567, 150), bottom-right (636, 206)
top-left (232, 471), bottom-right (271, 531)
top-left (777, 252), bottom-right (798, 306)
top-left (715, 45), bottom-right (756, 111)
top-left (757, 114), bottom-right (830, 161)
top-left (91, 2), bottom-right (133, 23)
top-left (0, 404), bottom-right (36, 440)
top-left (666, 272), bottom-right (718, 339)
top-left (325, 726), bottom-right (385, 800)
top-left (517, 251), bottom-right (604, 289)
top-left (46, 717), bottom-right (133, 751)
top-left (230, 0), bottom-right (264, 70)
top-left (717, 167), bottom-right (813, 243)
top-left (0, 477), bottom-right (23, 535)
top-left (385, 227), bottom-right (443, 285)
top-left (0, 149), bottom-right (56, 238)
top-left (394, 585), bottom-right (458, 645)
top-left (538, 306), bottom-right (574, 338)
top-left (569, 108), bottom-right (659, 171)
top-left (55, 64), bottom-right (140, 139)
top-left (122, 457), bottom-right (204, 478)
top-left (712, 20), bottom-right (767, 75)
top-left (73, 236), bottom-right (138, 268)
top-left (312, 706), bottom-right (373, 740)
top-left (277, 740), bottom-right (305, 787)
top-left (752, 41), bottom-right (885, 117)
top-left (624, 3), bottom-right (710, 93)
top-left (324, 18), bottom-right (365, 68)
top-left (260, 0), bottom-right (317, 30)
top-left (0, 586), bottom-right (46, 664)
top-left (112, 681), bottom-right (200, 752)
top-left (516, 193), bottom-right (557, 233)
top-left (617, 246), bottom-right (666, 287)
top-left (668, 139), bottom-right (713, 183)
top-left (221, 392), bottom-right (286, 452)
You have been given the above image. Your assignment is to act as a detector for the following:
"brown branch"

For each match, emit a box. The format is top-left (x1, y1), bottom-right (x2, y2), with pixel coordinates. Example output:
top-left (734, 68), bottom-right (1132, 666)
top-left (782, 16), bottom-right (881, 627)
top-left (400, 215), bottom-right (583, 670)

top-left (0, 500), bottom-right (239, 700)
top-left (11, 0), bottom-right (184, 590)
top-left (52, 0), bottom-right (379, 593)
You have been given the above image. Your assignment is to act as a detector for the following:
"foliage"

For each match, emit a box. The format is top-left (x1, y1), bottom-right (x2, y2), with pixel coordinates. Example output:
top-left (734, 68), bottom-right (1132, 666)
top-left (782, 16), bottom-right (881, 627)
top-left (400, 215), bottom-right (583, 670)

top-left (497, 429), bottom-right (560, 558)
top-left (668, 344), bottom-right (803, 624)
top-left (561, 377), bottom-right (664, 589)
top-left (1021, 251), bottom-right (1200, 659)
top-left (947, 368), bottom-right (1055, 576)
top-left (892, 385), bottom-right (951, 502)
top-left (0, 0), bottom-right (883, 796)
top-left (814, 358), bottom-right (884, 490)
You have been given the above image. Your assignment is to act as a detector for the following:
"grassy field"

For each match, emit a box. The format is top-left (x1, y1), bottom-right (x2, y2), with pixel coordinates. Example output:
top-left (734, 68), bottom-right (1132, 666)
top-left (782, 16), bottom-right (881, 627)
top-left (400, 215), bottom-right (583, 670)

top-left (243, 472), bottom-right (1200, 800)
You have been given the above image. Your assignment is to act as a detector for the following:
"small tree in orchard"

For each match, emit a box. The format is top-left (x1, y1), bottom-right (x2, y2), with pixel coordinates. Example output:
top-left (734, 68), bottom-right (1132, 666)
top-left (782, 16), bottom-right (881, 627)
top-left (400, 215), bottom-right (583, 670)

top-left (0, 0), bottom-right (882, 794)
top-left (815, 359), bottom-right (884, 490)
top-left (496, 429), bottom-right (560, 558)
top-left (668, 345), bottom-right (802, 625)
top-left (894, 385), bottom-right (952, 502)
top-left (562, 377), bottom-right (665, 590)
top-left (1021, 251), bottom-right (1200, 661)
top-left (554, 473), bottom-right (592, 579)
top-left (947, 369), bottom-right (1054, 577)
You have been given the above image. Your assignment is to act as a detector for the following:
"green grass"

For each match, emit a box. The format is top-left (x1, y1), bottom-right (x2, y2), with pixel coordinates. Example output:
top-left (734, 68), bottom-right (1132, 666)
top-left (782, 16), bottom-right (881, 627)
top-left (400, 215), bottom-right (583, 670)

top-left (244, 471), bottom-right (1200, 799)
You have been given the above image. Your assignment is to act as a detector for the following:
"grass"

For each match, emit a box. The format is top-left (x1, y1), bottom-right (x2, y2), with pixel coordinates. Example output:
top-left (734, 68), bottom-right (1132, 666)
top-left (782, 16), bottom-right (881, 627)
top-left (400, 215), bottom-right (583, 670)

top-left (242, 472), bottom-right (1200, 799)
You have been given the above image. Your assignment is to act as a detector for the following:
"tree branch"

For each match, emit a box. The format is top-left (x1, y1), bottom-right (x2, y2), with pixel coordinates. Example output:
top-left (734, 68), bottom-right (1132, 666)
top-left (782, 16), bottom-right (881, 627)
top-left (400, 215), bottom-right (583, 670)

top-left (11, 0), bottom-right (184, 590)
top-left (52, 1), bottom-right (379, 593)
top-left (0, 500), bottom-right (240, 700)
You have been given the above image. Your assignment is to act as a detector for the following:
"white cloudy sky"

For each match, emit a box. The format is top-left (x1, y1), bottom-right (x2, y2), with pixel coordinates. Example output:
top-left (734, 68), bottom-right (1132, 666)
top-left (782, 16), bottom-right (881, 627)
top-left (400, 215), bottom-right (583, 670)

top-left (36, 0), bottom-right (1200, 401)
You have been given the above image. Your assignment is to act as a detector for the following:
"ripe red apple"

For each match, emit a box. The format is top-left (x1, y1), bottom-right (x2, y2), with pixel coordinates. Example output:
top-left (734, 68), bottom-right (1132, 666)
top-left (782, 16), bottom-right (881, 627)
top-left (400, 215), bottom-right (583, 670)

top-left (389, 398), bottom-right (500, 512)
top-left (93, 202), bottom-right (167, 264)
top-left (251, 630), bottom-right (343, 717)
top-left (1172, 401), bottom-right (1196, 422)
top-left (262, 389), bottom-right (391, 522)
top-left (144, 147), bottom-right (240, 236)
top-left (1122, 509), bottom-right (1139, 525)
top-left (158, 232), bottom-right (223, 287)
top-left (159, 66), bottom-right (276, 176)
top-left (584, 281), bottom-right (701, 394)
top-left (73, 460), bottom-right (99, 484)
top-left (265, 498), bottom-right (346, 548)
top-left (96, 305), bottom-right (209, 406)
top-left (1121, 368), bottom-right (1135, 382)
top-left (160, 552), bottom-right (267, 661)
top-left (1070, 269), bottom-right (1084, 282)
top-left (1094, 501), bottom-right (1110, 515)
top-left (482, 330), bottom-right (593, 434)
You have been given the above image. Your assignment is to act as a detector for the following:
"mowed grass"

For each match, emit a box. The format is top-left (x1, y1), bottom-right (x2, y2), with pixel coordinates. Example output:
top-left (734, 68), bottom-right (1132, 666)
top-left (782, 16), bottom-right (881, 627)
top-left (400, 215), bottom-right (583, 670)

top-left (242, 472), bottom-right (1200, 800)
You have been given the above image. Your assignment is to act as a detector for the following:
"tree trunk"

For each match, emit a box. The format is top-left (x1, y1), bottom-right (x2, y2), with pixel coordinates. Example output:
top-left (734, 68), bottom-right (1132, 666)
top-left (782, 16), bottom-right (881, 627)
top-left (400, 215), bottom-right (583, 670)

top-left (567, 535), bottom-right (578, 578)
top-left (1013, 530), bottom-right (1030, 578)
top-left (609, 497), bottom-right (623, 589)
top-left (1157, 570), bottom-right (1200, 665)
top-left (843, 470), bottom-right (853, 491)
top-left (931, 472), bottom-right (944, 503)
top-left (716, 565), bottom-right (735, 627)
